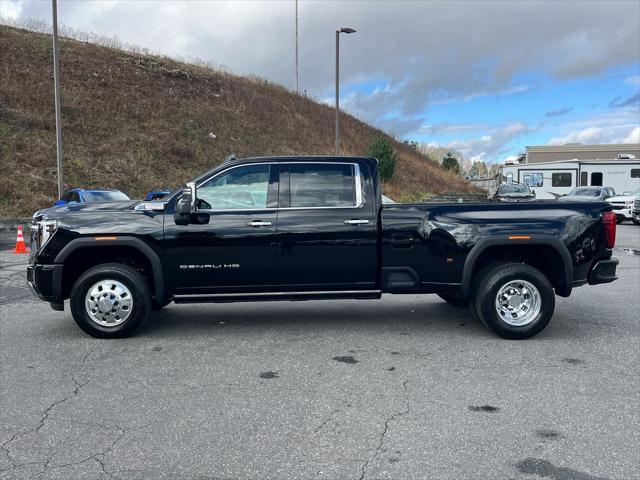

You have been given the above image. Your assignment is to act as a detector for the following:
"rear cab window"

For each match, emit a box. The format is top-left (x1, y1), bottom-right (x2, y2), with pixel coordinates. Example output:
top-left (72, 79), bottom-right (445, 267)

top-left (281, 162), bottom-right (363, 209)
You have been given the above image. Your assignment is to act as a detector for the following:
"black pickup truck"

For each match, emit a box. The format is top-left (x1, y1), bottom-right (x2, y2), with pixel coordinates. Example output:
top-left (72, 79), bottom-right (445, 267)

top-left (28, 156), bottom-right (618, 339)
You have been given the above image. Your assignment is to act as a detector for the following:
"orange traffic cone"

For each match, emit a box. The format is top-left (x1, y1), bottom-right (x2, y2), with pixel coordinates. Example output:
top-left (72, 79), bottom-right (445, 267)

top-left (13, 225), bottom-right (29, 254)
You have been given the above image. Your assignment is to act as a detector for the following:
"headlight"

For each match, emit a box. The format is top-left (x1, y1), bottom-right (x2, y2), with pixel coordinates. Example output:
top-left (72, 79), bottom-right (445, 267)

top-left (31, 219), bottom-right (58, 253)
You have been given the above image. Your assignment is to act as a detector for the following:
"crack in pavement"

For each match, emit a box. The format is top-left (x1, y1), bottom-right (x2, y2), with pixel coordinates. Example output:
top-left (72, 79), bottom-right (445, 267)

top-left (0, 351), bottom-right (93, 470)
top-left (358, 380), bottom-right (410, 480)
top-left (314, 390), bottom-right (353, 434)
top-left (7, 420), bottom-right (163, 479)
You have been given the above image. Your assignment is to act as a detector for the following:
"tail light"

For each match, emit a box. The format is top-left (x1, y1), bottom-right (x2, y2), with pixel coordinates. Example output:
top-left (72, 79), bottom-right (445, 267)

top-left (602, 211), bottom-right (616, 249)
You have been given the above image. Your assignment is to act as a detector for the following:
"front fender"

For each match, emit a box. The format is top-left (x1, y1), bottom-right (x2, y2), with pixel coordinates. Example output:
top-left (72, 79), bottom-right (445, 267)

top-left (54, 236), bottom-right (165, 301)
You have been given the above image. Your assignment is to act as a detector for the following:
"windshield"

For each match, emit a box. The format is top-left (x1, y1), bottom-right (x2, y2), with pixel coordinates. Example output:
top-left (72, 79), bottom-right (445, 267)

top-left (568, 188), bottom-right (601, 197)
top-left (82, 191), bottom-right (130, 202)
top-left (500, 185), bottom-right (531, 194)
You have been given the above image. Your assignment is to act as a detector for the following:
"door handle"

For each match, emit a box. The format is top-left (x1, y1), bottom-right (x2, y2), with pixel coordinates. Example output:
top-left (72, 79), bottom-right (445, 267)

top-left (343, 219), bottom-right (370, 225)
top-left (246, 220), bottom-right (272, 227)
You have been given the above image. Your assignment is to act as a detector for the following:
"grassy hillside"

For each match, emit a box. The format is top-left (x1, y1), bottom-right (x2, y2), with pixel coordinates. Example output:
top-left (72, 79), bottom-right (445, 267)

top-left (0, 26), bottom-right (476, 217)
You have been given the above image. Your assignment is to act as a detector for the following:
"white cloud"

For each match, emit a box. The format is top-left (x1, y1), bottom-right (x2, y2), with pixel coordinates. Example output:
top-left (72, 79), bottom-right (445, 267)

top-left (0, 0), bottom-right (22, 18)
top-left (621, 126), bottom-right (640, 143)
top-left (446, 122), bottom-right (533, 162)
top-left (625, 75), bottom-right (640, 87)
top-left (548, 124), bottom-right (640, 145)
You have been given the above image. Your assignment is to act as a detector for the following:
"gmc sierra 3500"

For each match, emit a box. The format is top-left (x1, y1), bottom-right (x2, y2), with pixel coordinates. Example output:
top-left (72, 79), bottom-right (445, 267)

top-left (28, 156), bottom-right (619, 339)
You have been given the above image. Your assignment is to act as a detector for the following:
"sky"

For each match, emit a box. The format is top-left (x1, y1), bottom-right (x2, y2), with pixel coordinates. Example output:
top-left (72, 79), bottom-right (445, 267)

top-left (2, 0), bottom-right (639, 163)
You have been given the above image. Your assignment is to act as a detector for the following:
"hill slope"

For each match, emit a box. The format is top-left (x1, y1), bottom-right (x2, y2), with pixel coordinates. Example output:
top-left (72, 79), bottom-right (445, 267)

top-left (0, 26), bottom-right (476, 217)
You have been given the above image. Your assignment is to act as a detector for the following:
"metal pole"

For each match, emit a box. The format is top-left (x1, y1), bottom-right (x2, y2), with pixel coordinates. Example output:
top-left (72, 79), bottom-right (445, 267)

top-left (295, 0), bottom-right (299, 94)
top-left (52, 0), bottom-right (64, 199)
top-left (335, 29), bottom-right (340, 156)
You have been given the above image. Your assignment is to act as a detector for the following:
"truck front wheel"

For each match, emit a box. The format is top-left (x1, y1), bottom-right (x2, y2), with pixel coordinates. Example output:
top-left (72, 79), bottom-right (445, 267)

top-left (70, 263), bottom-right (151, 338)
top-left (472, 262), bottom-right (555, 339)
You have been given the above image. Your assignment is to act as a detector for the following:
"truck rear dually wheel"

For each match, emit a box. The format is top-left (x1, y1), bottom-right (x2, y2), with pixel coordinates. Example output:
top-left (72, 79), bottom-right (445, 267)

top-left (472, 262), bottom-right (555, 339)
top-left (70, 263), bottom-right (151, 338)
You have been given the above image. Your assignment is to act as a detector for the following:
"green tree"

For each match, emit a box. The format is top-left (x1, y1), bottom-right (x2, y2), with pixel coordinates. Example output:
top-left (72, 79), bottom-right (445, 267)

top-left (470, 161), bottom-right (488, 178)
top-left (442, 151), bottom-right (461, 175)
top-left (367, 136), bottom-right (396, 181)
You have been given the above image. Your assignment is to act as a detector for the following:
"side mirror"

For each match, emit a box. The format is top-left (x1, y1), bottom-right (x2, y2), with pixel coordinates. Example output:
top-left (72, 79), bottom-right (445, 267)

top-left (54, 200), bottom-right (66, 206)
top-left (174, 183), bottom-right (195, 226)
top-left (531, 189), bottom-right (536, 195)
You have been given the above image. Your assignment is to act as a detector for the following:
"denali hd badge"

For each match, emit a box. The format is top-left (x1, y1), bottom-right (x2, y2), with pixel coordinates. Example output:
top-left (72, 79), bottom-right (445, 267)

top-left (179, 264), bottom-right (240, 269)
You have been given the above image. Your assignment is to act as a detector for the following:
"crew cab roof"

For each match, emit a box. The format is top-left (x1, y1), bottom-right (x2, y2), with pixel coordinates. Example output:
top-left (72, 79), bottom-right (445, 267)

top-left (191, 155), bottom-right (376, 185)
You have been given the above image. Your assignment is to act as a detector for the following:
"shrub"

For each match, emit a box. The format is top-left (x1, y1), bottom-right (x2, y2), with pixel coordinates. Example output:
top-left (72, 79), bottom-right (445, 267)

top-left (442, 152), bottom-right (461, 175)
top-left (367, 136), bottom-right (396, 181)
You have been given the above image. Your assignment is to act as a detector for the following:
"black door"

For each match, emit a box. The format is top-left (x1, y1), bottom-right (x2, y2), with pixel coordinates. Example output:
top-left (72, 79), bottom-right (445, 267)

top-left (273, 161), bottom-right (378, 290)
top-left (163, 163), bottom-right (279, 294)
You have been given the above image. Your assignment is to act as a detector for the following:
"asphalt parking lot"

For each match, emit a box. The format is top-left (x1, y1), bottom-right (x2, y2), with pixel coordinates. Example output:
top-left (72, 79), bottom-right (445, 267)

top-left (1, 226), bottom-right (639, 480)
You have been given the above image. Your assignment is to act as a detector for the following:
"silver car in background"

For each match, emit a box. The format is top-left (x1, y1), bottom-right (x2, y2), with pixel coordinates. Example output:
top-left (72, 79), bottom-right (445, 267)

top-left (558, 186), bottom-right (616, 202)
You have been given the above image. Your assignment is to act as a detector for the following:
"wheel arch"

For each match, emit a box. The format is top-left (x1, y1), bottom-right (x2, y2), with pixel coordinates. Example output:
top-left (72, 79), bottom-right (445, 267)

top-left (54, 237), bottom-right (164, 301)
top-left (461, 235), bottom-right (573, 298)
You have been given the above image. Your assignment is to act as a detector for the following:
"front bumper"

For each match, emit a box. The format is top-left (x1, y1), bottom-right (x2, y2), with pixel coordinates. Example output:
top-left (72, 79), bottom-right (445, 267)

top-left (27, 264), bottom-right (64, 303)
top-left (588, 258), bottom-right (619, 285)
top-left (611, 206), bottom-right (632, 219)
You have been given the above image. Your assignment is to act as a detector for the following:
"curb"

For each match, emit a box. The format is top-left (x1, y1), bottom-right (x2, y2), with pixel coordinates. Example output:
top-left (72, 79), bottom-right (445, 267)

top-left (0, 219), bottom-right (32, 232)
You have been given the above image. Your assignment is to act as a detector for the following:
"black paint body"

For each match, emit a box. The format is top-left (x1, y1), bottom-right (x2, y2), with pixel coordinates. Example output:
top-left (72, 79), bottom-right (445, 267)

top-left (27, 157), bottom-right (617, 306)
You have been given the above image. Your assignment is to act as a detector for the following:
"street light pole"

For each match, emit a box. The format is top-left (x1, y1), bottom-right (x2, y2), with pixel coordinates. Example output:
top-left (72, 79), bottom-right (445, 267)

top-left (295, 0), bottom-right (299, 94)
top-left (334, 27), bottom-right (355, 156)
top-left (335, 30), bottom-right (339, 155)
top-left (51, 0), bottom-right (64, 199)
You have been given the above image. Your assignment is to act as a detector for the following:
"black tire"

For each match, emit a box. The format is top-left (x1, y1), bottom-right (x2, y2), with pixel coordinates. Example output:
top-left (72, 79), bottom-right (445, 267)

top-left (616, 216), bottom-right (624, 224)
top-left (632, 218), bottom-right (640, 226)
top-left (70, 263), bottom-right (151, 338)
top-left (472, 262), bottom-right (555, 340)
top-left (437, 292), bottom-right (467, 307)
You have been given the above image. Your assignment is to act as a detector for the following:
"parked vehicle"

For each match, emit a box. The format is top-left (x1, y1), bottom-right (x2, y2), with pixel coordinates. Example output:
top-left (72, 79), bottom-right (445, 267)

top-left (557, 186), bottom-right (616, 202)
top-left (492, 184), bottom-right (536, 202)
top-left (633, 199), bottom-right (640, 225)
top-left (54, 188), bottom-right (130, 206)
top-left (145, 190), bottom-right (171, 201)
top-left (28, 156), bottom-right (618, 340)
top-left (607, 188), bottom-right (640, 223)
top-left (501, 159), bottom-right (640, 200)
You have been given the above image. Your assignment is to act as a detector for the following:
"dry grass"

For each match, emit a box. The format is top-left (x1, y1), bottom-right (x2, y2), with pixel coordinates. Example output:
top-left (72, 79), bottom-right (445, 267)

top-left (0, 25), bottom-right (477, 217)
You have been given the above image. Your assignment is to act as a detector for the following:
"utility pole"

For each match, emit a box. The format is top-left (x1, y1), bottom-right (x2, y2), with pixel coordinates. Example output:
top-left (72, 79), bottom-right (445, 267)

top-left (335, 27), bottom-right (356, 156)
top-left (295, 0), bottom-right (299, 94)
top-left (52, 0), bottom-right (64, 199)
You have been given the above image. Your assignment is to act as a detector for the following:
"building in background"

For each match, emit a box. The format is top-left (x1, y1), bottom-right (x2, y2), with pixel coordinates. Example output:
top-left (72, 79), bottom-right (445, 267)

top-left (523, 143), bottom-right (640, 164)
top-left (499, 143), bottom-right (640, 199)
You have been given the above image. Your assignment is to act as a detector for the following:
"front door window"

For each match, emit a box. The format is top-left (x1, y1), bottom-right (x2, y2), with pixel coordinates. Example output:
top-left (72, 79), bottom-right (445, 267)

top-left (196, 165), bottom-right (271, 210)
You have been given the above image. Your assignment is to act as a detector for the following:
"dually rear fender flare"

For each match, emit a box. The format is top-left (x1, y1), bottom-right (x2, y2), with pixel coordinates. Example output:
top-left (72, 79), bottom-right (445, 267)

top-left (461, 235), bottom-right (573, 298)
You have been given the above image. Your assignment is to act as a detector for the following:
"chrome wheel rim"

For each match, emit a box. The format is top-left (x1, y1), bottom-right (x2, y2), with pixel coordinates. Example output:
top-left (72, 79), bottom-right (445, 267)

top-left (85, 279), bottom-right (133, 327)
top-left (495, 279), bottom-right (540, 327)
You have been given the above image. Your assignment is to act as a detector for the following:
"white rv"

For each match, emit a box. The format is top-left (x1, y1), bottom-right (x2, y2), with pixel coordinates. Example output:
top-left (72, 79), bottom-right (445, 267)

top-left (501, 159), bottom-right (640, 200)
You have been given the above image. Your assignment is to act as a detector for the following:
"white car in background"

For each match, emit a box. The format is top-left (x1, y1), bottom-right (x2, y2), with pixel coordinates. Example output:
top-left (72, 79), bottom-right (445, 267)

top-left (607, 188), bottom-right (640, 224)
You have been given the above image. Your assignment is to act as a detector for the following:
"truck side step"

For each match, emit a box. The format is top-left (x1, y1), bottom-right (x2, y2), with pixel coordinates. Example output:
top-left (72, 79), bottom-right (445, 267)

top-left (173, 290), bottom-right (382, 304)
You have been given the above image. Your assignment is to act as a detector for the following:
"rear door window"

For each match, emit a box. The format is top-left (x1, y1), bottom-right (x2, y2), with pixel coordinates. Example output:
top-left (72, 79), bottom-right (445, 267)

top-left (288, 163), bottom-right (357, 208)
